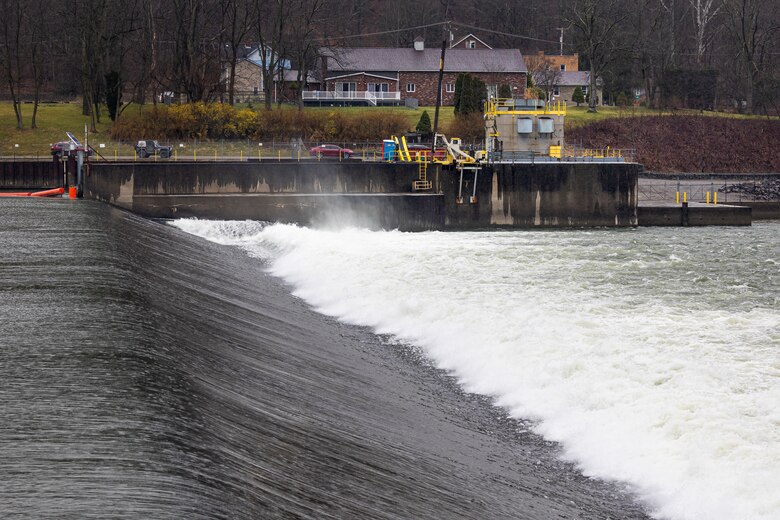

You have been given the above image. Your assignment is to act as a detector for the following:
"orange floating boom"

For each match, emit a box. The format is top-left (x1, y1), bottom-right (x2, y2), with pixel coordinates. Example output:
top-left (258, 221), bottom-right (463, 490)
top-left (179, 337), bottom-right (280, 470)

top-left (30, 188), bottom-right (65, 197)
top-left (0, 188), bottom-right (65, 197)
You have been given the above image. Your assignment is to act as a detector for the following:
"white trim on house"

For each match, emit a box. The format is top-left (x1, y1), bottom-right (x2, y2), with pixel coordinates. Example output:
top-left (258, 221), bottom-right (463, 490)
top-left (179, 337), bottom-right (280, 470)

top-left (324, 72), bottom-right (399, 82)
top-left (450, 33), bottom-right (493, 50)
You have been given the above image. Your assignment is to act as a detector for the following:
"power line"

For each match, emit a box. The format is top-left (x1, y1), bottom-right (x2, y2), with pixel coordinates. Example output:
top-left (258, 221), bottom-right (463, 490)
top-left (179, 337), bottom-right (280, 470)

top-left (315, 20), bottom-right (562, 46)
top-left (315, 21), bottom-right (449, 43)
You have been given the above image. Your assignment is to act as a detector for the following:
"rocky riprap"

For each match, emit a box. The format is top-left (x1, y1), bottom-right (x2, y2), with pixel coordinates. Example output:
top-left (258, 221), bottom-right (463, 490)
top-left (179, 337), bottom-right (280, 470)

top-left (720, 178), bottom-right (780, 200)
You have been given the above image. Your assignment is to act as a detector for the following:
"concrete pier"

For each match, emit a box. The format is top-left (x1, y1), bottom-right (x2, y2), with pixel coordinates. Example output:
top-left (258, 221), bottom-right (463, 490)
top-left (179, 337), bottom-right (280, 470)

top-left (84, 160), bottom-right (643, 230)
top-left (638, 203), bottom-right (751, 226)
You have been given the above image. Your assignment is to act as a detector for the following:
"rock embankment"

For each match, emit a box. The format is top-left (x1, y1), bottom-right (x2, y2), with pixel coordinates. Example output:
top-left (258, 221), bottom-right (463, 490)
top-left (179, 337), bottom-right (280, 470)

top-left (721, 178), bottom-right (780, 200)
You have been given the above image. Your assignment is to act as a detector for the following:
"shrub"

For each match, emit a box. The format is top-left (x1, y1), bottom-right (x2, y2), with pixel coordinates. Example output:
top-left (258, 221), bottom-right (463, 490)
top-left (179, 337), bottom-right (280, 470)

top-left (572, 86), bottom-right (585, 106)
top-left (108, 103), bottom-right (410, 142)
top-left (416, 110), bottom-right (432, 137)
top-left (446, 112), bottom-right (485, 142)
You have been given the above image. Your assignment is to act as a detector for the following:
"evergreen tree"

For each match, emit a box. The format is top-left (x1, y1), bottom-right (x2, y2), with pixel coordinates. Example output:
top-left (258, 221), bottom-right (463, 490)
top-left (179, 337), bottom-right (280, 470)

top-left (572, 86), bottom-right (585, 106)
top-left (416, 110), bottom-right (432, 137)
top-left (453, 74), bottom-right (465, 115)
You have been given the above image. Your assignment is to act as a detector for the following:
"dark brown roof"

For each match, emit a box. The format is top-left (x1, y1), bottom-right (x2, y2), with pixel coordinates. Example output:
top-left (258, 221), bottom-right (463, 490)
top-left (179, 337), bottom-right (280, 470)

top-left (324, 47), bottom-right (526, 73)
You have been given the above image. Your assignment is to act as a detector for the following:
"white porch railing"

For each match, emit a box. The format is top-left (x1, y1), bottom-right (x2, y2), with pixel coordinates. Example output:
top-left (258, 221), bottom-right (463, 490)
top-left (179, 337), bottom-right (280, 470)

top-left (302, 91), bottom-right (401, 105)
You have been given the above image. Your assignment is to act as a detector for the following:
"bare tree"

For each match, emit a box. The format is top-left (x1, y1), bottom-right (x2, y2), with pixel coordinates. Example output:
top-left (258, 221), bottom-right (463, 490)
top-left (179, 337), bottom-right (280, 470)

top-left (566, 0), bottom-right (629, 111)
top-left (287, 0), bottom-right (328, 110)
top-left (220, 0), bottom-right (253, 105)
top-left (254, 0), bottom-right (290, 110)
top-left (722, 0), bottom-right (779, 113)
top-left (525, 54), bottom-right (562, 104)
top-left (690, 0), bottom-right (721, 63)
top-left (0, 0), bottom-right (24, 129)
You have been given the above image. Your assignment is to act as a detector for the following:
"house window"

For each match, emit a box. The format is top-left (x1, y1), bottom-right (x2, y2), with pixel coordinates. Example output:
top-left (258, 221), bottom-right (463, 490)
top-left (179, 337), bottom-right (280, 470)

top-left (467, 40), bottom-right (476, 49)
top-left (406, 83), bottom-right (416, 93)
top-left (368, 82), bottom-right (389, 92)
top-left (446, 83), bottom-right (455, 93)
top-left (336, 82), bottom-right (357, 92)
top-left (253, 86), bottom-right (258, 94)
top-left (553, 87), bottom-right (560, 97)
top-left (560, 64), bottom-right (566, 71)
top-left (582, 85), bottom-right (588, 95)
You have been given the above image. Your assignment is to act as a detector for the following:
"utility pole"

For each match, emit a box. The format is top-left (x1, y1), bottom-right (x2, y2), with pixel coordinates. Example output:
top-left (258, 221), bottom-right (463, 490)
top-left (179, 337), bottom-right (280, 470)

top-left (431, 21), bottom-right (450, 155)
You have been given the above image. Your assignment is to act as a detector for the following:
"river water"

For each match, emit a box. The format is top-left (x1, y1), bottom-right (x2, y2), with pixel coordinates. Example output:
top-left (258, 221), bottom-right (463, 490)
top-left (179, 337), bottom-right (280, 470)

top-left (2, 198), bottom-right (656, 519)
top-left (174, 218), bottom-right (780, 520)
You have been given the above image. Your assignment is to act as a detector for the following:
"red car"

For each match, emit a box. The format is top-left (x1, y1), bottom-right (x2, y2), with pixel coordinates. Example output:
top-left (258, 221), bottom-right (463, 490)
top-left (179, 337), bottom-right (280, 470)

top-left (310, 144), bottom-right (354, 159)
top-left (50, 141), bottom-right (94, 158)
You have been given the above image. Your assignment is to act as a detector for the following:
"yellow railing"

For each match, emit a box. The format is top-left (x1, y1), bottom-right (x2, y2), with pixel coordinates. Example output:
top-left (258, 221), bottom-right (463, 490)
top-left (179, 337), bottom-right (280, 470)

top-left (484, 98), bottom-right (567, 117)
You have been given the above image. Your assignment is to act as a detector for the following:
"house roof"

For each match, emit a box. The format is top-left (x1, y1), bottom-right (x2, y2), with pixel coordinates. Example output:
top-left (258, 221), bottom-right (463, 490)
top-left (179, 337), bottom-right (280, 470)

top-left (557, 71), bottom-right (590, 86)
top-left (324, 47), bottom-right (526, 73)
top-left (450, 33), bottom-right (493, 49)
top-left (278, 69), bottom-right (319, 83)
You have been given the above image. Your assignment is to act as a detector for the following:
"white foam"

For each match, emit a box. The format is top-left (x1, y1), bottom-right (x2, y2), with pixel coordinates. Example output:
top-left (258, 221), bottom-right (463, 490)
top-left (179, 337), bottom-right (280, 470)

top-left (174, 220), bottom-right (780, 520)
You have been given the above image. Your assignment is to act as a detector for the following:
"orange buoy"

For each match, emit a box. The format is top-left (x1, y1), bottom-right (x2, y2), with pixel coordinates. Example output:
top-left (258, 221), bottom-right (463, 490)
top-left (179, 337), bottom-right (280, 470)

top-left (30, 188), bottom-right (66, 197)
top-left (69, 187), bottom-right (78, 199)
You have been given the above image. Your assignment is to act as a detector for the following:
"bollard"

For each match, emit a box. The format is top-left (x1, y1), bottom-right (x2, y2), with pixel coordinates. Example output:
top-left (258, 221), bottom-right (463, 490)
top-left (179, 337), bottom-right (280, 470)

top-left (706, 191), bottom-right (711, 204)
top-left (683, 192), bottom-right (687, 203)
top-left (676, 191), bottom-right (680, 204)
top-left (69, 186), bottom-right (77, 199)
top-left (240, 150), bottom-right (243, 161)
top-left (278, 150), bottom-right (281, 162)
top-left (194, 150), bottom-right (197, 162)
top-left (714, 192), bottom-right (717, 205)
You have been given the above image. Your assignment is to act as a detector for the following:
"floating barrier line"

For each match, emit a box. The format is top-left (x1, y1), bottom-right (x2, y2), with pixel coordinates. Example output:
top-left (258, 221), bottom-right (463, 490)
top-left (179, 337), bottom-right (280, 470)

top-left (0, 188), bottom-right (65, 198)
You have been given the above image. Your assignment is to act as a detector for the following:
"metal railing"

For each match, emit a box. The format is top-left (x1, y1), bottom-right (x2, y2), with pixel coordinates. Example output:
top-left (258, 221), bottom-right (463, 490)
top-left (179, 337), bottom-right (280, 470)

top-left (638, 179), bottom-right (780, 203)
top-left (302, 91), bottom-right (401, 103)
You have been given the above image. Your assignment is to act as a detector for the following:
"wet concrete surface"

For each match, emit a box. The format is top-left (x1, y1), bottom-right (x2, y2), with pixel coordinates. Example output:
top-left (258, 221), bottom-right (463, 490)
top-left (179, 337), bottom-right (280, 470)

top-left (0, 198), bottom-right (652, 519)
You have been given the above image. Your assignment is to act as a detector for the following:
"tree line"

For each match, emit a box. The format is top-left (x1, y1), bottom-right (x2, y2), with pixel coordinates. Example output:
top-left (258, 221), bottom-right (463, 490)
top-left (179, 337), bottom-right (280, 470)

top-left (0, 0), bottom-right (778, 131)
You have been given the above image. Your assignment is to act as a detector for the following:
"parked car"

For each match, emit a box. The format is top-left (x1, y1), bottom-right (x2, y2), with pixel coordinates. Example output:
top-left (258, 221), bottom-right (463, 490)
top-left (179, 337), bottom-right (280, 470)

top-left (135, 140), bottom-right (172, 158)
top-left (50, 141), bottom-right (94, 158)
top-left (309, 144), bottom-right (353, 159)
top-left (405, 143), bottom-right (447, 161)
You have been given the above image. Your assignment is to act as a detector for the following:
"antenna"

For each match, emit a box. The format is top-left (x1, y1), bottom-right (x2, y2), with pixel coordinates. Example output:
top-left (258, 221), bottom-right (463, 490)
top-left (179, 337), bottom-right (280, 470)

top-left (556, 27), bottom-right (564, 55)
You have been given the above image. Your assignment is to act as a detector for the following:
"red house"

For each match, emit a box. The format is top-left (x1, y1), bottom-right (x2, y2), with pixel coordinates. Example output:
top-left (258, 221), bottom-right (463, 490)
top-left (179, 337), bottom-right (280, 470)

top-left (304, 39), bottom-right (527, 107)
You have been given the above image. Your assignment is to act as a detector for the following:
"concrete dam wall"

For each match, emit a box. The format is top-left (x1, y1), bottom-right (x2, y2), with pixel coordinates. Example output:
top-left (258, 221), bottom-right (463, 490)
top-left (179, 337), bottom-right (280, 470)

top-left (84, 160), bottom-right (640, 230)
top-left (0, 161), bottom-right (62, 190)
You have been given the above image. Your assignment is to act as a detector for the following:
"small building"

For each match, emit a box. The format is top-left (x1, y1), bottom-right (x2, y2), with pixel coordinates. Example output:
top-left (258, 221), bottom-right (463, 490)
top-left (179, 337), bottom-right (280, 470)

top-left (306, 40), bottom-right (527, 107)
top-left (223, 45), bottom-right (319, 104)
top-left (484, 98), bottom-right (566, 159)
top-left (554, 71), bottom-right (602, 106)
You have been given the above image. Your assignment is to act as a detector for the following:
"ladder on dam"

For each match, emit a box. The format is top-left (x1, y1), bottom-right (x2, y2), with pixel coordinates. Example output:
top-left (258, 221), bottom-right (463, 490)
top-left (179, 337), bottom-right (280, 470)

top-left (412, 159), bottom-right (432, 191)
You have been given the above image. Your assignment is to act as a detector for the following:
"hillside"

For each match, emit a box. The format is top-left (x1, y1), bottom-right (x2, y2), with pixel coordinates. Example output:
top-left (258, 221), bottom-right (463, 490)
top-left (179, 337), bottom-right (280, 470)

top-left (566, 115), bottom-right (780, 173)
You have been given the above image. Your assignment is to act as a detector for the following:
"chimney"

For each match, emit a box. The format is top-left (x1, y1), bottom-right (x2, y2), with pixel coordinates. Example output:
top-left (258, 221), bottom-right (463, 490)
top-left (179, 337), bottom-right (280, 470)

top-left (413, 37), bottom-right (424, 51)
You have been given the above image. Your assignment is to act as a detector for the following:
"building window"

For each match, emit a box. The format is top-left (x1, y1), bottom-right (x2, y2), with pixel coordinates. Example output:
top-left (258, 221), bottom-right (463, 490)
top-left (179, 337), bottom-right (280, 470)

top-left (406, 83), bottom-right (416, 93)
top-left (560, 64), bottom-right (566, 71)
top-left (253, 86), bottom-right (258, 94)
top-left (446, 83), bottom-right (455, 93)
top-left (336, 82), bottom-right (357, 92)
top-left (553, 87), bottom-right (560, 97)
top-left (368, 82), bottom-right (389, 92)
top-left (467, 40), bottom-right (476, 49)
top-left (582, 86), bottom-right (588, 95)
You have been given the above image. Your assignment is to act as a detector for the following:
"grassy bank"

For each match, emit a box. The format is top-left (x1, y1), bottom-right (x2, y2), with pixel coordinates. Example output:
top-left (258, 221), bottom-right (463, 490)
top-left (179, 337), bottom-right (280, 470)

top-left (1, 101), bottom-right (774, 171)
top-left (568, 115), bottom-right (780, 172)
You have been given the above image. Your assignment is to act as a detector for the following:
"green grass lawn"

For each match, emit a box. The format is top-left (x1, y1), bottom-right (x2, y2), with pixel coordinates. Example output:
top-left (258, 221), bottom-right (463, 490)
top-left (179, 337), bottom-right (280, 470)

top-left (0, 101), bottom-right (112, 157)
top-left (0, 100), bottom-right (763, 156)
